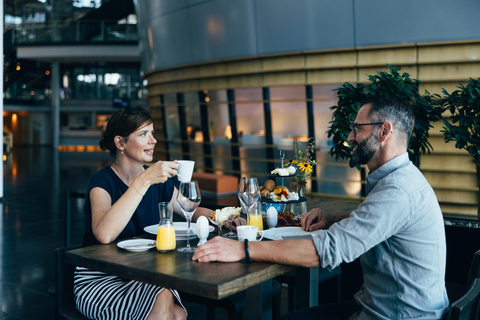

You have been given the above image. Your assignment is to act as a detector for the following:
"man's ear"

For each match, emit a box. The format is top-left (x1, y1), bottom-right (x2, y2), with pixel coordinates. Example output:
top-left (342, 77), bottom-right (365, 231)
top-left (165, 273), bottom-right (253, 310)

top-left (380, 122), bottom-right (393, 140)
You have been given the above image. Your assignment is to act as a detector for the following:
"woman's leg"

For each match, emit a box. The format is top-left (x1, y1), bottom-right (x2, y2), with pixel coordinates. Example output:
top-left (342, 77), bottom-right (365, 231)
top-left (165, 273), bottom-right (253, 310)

top-left (147, 289), bottom-right (186, 320)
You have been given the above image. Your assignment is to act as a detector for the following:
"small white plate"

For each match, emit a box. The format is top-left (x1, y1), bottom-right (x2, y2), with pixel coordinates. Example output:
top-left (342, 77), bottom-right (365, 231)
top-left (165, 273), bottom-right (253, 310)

top-left (117, 239), bottom-right (156, 252)
top-left (144, 222), bottom-right (214, 240)
top-left (263, 227), bottom-right (323, 240)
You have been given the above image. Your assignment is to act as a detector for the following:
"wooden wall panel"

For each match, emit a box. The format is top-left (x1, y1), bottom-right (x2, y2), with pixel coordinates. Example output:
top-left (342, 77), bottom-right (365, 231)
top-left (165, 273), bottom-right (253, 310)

top-left (262, 56), bottom-right (305, 72)
top-left (423, 171), bottom-right (477, 190)
top-left (227, 74), bottom-right (263, 88)
top-left (307, 69), bottom-right (356, 84)
top-left (421, 154), bottom-right (475, 173)
top-left (418, 43), bottom-right (480, 64)
top-left (200, 77), bottom-right (228, 90)
top-left (226, 60), bottom-right (263, 75)
top-left (419, 63), bottom-right (480, 81)
top-left (198, 63), bottom-right (227, 78)
top-left (357, 66), bottom-right (418, 82)
top-left (435, 189), bottom-right (477, 205)
top-left (418, 82), bottom-right (461, 95)
top-left (357, 47), bottom-right (417, 66)
top-left (263, 71), bottom-right (306, 87)
top-left (306, 52), bottom-right (356, 69)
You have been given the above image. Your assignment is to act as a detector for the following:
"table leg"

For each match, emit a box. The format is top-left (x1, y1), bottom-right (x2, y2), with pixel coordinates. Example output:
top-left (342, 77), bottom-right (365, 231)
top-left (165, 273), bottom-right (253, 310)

top-left (245, 280), bottom-right (273, 320)
top-left (295, 267), bottom-right (319, 310)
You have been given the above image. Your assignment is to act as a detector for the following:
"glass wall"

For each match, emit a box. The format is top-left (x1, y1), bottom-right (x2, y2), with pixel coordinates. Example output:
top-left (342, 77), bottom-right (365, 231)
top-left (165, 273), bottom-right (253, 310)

top-left (160, 84), bottom-right (362, 199)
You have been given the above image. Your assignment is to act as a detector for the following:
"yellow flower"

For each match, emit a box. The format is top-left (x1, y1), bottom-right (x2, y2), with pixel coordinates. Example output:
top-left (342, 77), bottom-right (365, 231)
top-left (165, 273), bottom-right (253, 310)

top-left (297, 162), bottom-right (312, 174)
top-left (284, 159), bottom-right (298, 167)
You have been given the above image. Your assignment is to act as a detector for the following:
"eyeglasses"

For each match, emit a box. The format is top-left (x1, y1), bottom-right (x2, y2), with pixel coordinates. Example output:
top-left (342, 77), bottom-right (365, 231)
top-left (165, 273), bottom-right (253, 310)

top-left (351, 122), bottom-right (384, 137)
top-left (115, 106), bottom-right (149, 127)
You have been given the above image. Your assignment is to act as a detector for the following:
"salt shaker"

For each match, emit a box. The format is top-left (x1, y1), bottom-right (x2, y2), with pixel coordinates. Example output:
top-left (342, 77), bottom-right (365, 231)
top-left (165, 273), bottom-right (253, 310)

top-left (266, 206), bottom-right (278, 229)
top-left (196, 216), bottom-right (209, 245)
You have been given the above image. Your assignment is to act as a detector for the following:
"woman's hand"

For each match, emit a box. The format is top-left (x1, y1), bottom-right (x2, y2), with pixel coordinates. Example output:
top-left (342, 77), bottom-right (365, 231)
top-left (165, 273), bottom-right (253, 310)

top-left (144, 161), bottom-right (178, 185)
top-left (225, 216), bottom-right (246, 231)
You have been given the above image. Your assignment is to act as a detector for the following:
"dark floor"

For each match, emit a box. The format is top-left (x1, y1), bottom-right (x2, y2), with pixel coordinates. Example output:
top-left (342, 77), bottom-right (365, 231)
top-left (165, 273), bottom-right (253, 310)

top-left (0, 147), bottom-right (293, 320)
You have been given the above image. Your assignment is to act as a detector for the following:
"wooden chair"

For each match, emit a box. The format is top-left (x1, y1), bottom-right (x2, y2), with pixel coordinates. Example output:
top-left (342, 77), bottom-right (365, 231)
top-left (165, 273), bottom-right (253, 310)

top-left (55, 246), bottom-right (88, 320)
top-left (446, 277), bottom-right (480, 320)
top-left (64, 189), bottom-right (86, 247)
top-left (448, 250), bottom-right (480, 303)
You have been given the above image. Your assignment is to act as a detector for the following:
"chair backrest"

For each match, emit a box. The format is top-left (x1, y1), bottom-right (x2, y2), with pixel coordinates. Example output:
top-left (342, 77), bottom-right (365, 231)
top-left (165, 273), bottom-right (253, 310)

top-left (447, 278), bottom-right (480, 320)
top-left (55, 245), bottom-right (88, 320)
top-left (65, 189), bottom-right (86, 247)
top-left (467, 251), bottom-right (480, 289)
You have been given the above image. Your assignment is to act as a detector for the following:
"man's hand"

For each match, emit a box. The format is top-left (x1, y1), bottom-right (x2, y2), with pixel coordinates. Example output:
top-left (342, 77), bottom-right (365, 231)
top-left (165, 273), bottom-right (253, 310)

top-left (301, 208), bottom-right (337, 231)
top-left (192, 236), bottom-right (244, 262)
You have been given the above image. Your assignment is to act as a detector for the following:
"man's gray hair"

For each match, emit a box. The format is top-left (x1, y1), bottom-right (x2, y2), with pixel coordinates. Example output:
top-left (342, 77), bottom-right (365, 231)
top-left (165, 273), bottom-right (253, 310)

top-left (363, 95), bottom-right (415, 145)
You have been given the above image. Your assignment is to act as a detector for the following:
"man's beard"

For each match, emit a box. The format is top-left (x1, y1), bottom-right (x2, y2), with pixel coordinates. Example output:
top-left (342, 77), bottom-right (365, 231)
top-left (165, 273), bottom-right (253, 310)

top-left (352, 133), bottom-right (380, 165)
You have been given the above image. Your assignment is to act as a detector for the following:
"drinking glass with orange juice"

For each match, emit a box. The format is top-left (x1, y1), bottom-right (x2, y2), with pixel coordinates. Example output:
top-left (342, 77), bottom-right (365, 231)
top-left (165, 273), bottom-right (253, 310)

top-left (156, 202), bottom-right (176, 251)
top-left (238, 177), bottom-right (261, 232)
top-left (248, 199), bottom-right (264, 230)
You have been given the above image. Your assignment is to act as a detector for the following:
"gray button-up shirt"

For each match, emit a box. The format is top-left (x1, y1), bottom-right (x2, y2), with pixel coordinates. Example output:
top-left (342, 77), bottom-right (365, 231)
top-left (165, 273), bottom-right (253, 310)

top-left (313, 153), bottom-right (449, 319)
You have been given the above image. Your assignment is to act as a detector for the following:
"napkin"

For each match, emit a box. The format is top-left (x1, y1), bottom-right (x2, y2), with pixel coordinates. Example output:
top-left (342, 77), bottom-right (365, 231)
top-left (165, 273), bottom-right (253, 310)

top-left (215, 207), bottom-right (241, 224)
top-left (270, 168), bottom-right (289, 176)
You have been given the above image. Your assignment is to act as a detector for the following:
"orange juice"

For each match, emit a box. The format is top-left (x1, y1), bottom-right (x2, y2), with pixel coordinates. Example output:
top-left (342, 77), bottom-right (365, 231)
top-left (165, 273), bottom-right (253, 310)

top-left (249, 214), bottom-right (264, 230)
top-left (156, 224), bottom-right (176, 251)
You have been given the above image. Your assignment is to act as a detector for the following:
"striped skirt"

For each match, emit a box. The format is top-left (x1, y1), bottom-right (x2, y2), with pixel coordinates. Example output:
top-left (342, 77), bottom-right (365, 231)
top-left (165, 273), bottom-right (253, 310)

top-left (73, 267), bottom-right (186, 320)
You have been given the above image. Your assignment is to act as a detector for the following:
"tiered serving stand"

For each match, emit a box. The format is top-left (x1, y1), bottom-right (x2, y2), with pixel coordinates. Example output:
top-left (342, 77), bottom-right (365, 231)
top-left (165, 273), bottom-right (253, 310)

top-left (260, 150), bottom-right (307, 214)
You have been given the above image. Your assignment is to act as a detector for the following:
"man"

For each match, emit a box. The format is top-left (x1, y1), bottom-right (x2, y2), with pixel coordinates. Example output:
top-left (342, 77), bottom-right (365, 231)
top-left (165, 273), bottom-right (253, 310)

top-left (192, 95), bottom-right (449, 320)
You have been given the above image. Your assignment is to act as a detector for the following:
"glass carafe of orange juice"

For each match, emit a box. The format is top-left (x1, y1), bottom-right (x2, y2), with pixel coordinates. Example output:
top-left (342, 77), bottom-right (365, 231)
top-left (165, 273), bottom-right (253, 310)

top-left (248, 199), bottom-right (264, 230)
top-left (157, 202), bottom-right (176, 251)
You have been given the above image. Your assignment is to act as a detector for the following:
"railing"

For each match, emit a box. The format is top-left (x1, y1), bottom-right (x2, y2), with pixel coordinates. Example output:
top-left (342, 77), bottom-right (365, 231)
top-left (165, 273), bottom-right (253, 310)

top-left (10, 20), bottom-right (138, 45)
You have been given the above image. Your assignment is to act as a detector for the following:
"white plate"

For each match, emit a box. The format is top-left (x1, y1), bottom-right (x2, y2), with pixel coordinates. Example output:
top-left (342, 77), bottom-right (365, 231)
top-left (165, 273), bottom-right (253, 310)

top-left (263, 227), bottom-right (323, 240)
top-left (117, 239), bottom-right (156, 252)
top-left (144, 222), bottom-right (214, 240)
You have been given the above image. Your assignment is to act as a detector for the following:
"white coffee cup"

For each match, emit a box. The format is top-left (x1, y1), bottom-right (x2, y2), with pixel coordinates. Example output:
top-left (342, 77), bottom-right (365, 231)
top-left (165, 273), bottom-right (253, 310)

top-left (177, 160), bottom-right (195, 182)
top-left (237, 225), bottom-right (264, 242)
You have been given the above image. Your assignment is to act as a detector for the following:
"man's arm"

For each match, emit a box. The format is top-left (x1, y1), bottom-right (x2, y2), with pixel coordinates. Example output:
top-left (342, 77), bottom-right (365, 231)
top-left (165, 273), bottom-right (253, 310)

top-left (192, 236), bottom-right (321, 268)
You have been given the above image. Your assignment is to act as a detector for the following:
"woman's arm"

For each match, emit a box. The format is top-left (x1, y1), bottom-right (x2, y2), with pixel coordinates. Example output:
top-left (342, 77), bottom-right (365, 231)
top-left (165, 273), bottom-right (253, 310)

top-left (90, 185), bottom-right (144, 244)
top-left (91, 161), bottom-right (178, 244)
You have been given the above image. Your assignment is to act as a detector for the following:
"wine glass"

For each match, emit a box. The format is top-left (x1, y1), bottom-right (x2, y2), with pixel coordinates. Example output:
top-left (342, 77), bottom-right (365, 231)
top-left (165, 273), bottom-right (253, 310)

top-left (223, 214), bottom-right (237, 238)
top-left (208, 216), bottom-right (224, 236)
top-left (177, 181), bottom-right (201, 253)
top-left (237, 177), bottom-right (260, 232)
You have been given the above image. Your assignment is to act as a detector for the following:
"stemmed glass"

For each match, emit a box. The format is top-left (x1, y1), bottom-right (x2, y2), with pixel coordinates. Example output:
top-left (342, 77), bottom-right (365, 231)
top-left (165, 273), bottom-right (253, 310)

top-left (237, 177), bottom-right (260, 230)
top-left (223, 214), bottom-right (237, 238)
top-left (177, 181), bottom-right (201, 253)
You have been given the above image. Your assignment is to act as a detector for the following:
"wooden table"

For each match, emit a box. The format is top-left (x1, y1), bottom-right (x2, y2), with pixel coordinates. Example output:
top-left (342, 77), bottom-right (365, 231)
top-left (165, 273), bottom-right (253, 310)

top-left (65, 199), bottom-right (359, 318)
top-left (65, 237), bottom-right (296, 319)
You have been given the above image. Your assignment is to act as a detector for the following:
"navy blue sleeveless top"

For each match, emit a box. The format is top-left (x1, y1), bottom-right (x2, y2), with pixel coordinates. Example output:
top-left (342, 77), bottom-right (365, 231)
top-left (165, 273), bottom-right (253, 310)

top-left (82, 165), bottom-right (180, 247)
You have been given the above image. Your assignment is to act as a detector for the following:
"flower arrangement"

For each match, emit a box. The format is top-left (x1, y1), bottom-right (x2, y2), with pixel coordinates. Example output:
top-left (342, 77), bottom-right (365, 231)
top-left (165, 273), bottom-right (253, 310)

top-left (284, 136), bottom-right (317, 191)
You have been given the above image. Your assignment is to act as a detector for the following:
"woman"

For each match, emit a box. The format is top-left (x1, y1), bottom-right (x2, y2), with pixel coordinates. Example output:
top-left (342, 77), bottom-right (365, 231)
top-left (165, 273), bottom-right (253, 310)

top-left (73, 106), bottom-right (212, 320)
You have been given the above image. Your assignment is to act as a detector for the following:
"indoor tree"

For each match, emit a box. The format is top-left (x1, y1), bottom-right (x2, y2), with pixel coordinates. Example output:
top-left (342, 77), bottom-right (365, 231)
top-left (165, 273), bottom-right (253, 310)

top-left (441, 78), bottom-right (480, 220)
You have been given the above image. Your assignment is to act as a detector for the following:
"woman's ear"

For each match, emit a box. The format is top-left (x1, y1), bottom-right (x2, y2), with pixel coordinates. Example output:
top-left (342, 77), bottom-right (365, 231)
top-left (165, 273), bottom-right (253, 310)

top-left (114, 136), bottom-right (124, 150)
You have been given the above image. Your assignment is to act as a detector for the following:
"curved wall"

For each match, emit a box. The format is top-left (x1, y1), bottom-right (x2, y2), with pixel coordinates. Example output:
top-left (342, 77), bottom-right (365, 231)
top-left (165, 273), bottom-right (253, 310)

top-left (134, 0), bottom-right (480, 73)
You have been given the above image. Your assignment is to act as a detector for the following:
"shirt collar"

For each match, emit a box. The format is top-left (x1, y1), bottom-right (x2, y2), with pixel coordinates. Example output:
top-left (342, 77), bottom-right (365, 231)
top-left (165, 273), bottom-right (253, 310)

top-left (365, 153), bottom-right (410, 195)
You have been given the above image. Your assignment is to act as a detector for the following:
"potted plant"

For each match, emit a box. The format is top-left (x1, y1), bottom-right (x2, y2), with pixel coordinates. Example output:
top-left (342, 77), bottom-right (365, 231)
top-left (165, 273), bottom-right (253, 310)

top-left (327, 65), bottom-right (443, 169)
top-left (440, 78), bottom-right (480, 220)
